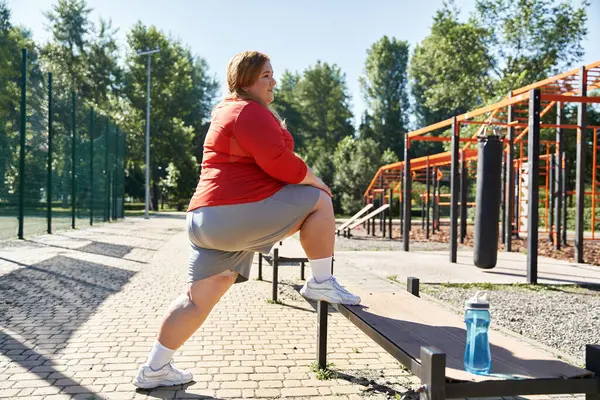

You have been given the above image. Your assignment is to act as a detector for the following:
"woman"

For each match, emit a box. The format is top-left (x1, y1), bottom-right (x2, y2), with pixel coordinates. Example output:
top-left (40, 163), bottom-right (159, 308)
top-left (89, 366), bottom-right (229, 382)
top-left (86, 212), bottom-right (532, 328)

top-left (133, 51), bottom-right (360, 389)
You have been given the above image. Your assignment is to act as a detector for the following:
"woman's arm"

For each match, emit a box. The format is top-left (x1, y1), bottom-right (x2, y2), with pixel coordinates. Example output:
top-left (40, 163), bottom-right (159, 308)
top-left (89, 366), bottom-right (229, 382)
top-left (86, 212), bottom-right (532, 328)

top-left (235, 103), bottom-right (307, 184)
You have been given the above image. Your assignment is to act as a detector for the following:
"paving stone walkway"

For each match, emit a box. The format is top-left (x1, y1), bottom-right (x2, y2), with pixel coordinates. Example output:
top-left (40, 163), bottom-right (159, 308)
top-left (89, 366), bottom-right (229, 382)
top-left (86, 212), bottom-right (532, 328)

top-left (1, 215), bottom-right (421, 400)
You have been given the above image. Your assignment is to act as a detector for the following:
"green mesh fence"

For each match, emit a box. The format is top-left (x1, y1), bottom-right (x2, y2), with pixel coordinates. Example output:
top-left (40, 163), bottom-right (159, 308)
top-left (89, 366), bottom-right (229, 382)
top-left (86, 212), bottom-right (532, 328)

top-left (0, 49), bottom-right (21, 240)
top-left (0, 48), bottom-right (126, 240)
top-left (23, 58), bottom-right (49, 236)
top-left (51, 85), bottom-right (73, 232)
top-left (75, 102), bottom-right (90, 226)
top-left (92, 114), bottom-right (108, 223)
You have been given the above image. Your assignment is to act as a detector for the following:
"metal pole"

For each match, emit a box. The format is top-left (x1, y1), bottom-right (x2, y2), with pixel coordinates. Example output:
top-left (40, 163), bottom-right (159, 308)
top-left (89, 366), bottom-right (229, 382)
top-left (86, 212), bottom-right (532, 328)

top-left (47, 72), bottom-right (53, 234)
top-left (399, 168), bottom-right (404, 236)
top-left (379, 174), bottom-right (384, 235)
top-left (121, 132), bottom-right (126, 219)
top-left (403, 135), bottom-right (411, 251)
top-left (426, 158), bottom-right (430, 240)
top-left (549, 155), bottom-right (555, 242)
top-left (145, 54), bottom-right (151, 219)
top-left (137, 49), bottom-right (159, 218)
top-left (89, 107), bottom-right (94, 226)
top-left (555, 102), bottom-right (563, 250)
top-left (71, 91), bottom-right (76, 230)
top-left (505, 95), bottom-right (515, 251)
top-left (388, 188), bottom-right (392, 239)
top-left (421, 195), bottom-right (425, 230)
top-left (560, 151), bottom-right (567, 246)
top-left (18, 49), bottom-right (27, 240)
top-left (575, 66), bottom-right (587, 263)
top-left (514, 160), bottom-right (520, 239)
top-left (562, 153), bottom-right (567, 246)
top-left (432, 167), bottom-right (438, 233)
top-left (501, 151), bottom-right (506, 244)
top-left (114, 129), bottom-right (120, 221)
top-left (527, 89), bottom-right (541, 284)
top-left (450, 117), bottom-right (459, 263)
top-left (105, 122), bottom-right (109, 222)
top-left (460, 153), bottom-right (467, 243)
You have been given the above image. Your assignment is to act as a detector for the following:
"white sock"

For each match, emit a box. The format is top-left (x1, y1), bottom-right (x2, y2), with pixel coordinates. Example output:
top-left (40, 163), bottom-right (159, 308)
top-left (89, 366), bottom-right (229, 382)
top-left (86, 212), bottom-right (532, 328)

top-left (146, 340), bottom-right (176, 371)
top-left (310, 257), bottom-right (333, 283)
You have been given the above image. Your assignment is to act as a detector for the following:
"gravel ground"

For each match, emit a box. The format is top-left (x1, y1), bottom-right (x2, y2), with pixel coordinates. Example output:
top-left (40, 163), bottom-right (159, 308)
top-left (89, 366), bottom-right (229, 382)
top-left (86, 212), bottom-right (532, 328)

top-left (334, 222), bottom-right (473, 252)
top-left (421, 283), bottom-right (600, 365)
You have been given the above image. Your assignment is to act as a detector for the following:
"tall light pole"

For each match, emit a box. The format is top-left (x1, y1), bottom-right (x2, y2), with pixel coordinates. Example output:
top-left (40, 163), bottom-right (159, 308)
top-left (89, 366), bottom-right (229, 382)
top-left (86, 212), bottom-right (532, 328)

top-left (137, 47), bottom-right (160, 219)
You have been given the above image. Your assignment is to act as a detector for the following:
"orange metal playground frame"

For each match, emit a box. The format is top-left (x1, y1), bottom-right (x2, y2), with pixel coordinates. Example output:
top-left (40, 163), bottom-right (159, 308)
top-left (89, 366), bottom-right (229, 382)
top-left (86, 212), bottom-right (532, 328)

top-left (363, 60), bottom-right (600, 282)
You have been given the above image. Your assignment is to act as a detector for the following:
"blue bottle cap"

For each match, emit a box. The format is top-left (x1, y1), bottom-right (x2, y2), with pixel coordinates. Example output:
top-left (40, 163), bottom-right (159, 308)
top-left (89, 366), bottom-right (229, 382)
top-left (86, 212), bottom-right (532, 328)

top-left (465, 291), bottom-right (490, 310)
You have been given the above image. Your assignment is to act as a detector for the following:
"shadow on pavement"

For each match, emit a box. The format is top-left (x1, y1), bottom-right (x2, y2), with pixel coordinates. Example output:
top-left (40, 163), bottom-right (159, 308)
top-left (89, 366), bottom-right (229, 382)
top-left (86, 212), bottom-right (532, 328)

top-left (0, 255), bottom-right (136, 395)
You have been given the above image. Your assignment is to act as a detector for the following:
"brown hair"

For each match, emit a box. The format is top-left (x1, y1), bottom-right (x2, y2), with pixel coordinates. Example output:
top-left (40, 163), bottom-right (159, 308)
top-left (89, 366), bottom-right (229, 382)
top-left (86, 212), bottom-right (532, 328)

top-left (222, 51), bottom-right (286, 128)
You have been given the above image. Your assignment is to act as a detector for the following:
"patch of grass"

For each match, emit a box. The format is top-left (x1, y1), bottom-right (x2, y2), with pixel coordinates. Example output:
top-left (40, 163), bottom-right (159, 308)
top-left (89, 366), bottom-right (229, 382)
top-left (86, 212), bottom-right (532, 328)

top-left (427, 282), bottom-right (599, 296)
top-left (439, 282), bottom-right (497, 290)
top-left (265, 298), bottom-right (283, 305)
top-left (310, 361), bottom-right (337, 380)
top-left (352, 347), bottom-right (361, 353)
top-left (387, 275), bottom-right (399, 283)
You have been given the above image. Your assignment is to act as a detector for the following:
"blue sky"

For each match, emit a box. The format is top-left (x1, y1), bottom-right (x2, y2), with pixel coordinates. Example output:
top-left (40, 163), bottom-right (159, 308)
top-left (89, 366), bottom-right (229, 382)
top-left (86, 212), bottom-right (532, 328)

top-left (6, 0), bottom-right (600, 127)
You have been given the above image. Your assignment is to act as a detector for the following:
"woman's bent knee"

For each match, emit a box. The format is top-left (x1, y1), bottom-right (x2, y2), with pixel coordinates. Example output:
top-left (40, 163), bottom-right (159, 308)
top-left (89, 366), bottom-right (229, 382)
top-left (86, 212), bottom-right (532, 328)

top-left (312, 190), bottom-right (333, 213)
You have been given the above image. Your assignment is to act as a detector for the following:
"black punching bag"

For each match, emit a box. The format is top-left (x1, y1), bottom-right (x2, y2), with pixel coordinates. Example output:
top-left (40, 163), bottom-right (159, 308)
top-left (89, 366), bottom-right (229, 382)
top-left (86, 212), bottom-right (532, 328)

top-left (474, 135), bottom-right (503, 269)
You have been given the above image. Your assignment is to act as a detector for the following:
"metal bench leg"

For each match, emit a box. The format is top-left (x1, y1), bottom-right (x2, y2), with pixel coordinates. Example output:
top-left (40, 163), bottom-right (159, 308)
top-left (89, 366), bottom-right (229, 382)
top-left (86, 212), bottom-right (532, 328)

top-left (272, 248), bottom-right (279, 302)
top-left (331, 257), bottom-right (334, 274)
top-left (407, 277), bottom-right (420, 297)
top-left (317, 300), bottom-right (328, 370)
top-left (420, 346), bottom-right (446, 400)
top-left (258, 253), bottom-right (263, 281)
top-left (586, 345), bottom-right (600, 400)
top-left (300, 261), bottom-right (305, 280)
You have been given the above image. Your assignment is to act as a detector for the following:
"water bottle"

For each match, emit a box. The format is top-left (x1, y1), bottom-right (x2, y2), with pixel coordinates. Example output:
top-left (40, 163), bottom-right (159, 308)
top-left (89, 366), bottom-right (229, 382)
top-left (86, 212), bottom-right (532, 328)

top-left (464, 291), bottom-right (492, 375)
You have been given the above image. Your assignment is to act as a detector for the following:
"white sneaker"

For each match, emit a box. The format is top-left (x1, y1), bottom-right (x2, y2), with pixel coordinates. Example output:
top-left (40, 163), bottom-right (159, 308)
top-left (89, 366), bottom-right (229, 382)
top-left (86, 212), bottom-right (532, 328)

top-left (132, 360), bottom-right (193, 389)
top-left (300, 276), bottom-right (361, 305)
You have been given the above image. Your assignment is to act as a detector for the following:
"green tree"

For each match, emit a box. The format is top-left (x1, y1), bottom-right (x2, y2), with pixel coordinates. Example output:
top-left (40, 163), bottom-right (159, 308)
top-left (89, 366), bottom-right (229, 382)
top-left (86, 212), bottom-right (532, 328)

top-left (297, 61), bottom-right (354, 150)
top-left (123, 23), bottom-right (217, 209)
top-left (333, 136), bottom-right (398, 215)
top-left (409, 0), bottom-right (589, 135)
top-left (272, 71), bottom-right (306, 150)
top-left (87, 18), bottom-right (122, 112)
top-left (409, 3), bottom-right (493, 129)
top-left (360, 36), bottom-right (410, 159)
top-left (0, 0), bottom-right (25, 201)
top-left (476, 0), bottom-right (589, 94)
top-left (42, 0), bottom-right (92, 91)
top-left (295, 62), bottom-right (355, 195)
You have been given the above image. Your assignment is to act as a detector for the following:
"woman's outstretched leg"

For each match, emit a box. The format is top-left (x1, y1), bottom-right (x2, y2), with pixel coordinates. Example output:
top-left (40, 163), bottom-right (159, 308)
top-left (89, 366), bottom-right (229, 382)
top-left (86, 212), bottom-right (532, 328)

top-left (133, 272), bottom-right (238, 389)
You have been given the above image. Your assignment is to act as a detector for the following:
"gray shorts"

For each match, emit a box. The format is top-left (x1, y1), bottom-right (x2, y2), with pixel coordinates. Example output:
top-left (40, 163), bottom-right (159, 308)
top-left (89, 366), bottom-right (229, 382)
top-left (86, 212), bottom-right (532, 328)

top-left (186, 184), bottom-right (320, 284)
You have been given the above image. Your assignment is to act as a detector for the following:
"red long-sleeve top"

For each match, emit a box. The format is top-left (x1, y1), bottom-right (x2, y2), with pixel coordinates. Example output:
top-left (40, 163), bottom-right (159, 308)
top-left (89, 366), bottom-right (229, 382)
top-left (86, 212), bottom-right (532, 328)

top-left (187, 98), bottom-right (308, 211)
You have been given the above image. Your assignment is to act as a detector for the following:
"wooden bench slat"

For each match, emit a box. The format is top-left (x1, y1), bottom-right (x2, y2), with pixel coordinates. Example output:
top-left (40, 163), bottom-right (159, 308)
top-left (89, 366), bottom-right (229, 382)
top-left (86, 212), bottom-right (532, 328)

top-left (343, 289), bottom-right (591, 383)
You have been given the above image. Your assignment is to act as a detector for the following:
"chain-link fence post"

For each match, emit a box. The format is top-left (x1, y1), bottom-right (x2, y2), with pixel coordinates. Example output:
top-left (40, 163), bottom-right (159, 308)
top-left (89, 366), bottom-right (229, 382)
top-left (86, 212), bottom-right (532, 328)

top-left (89, 107), bottom-right (94, 226)
top-left (18, 49), bottom-right (27, 239)
top-left (47, 72), bottom-right (53, 234)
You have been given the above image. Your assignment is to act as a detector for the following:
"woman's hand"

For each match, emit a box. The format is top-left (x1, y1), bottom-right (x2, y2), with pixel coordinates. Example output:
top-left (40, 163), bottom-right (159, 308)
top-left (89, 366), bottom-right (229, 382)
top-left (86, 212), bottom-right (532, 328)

top-left (299, 167), bottom-right (332, 197)
top-left (311, 176), bottom-right (332, 197)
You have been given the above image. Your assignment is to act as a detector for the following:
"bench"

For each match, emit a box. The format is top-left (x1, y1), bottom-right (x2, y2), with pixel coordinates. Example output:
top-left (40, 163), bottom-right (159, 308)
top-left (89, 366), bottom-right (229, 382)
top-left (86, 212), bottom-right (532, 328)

top-left (315, 278), bottom-right (600, 400)
top-left (258, 238), bottom-right (309, 302)
top-left (336, 204), bottom-right (374, 235)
